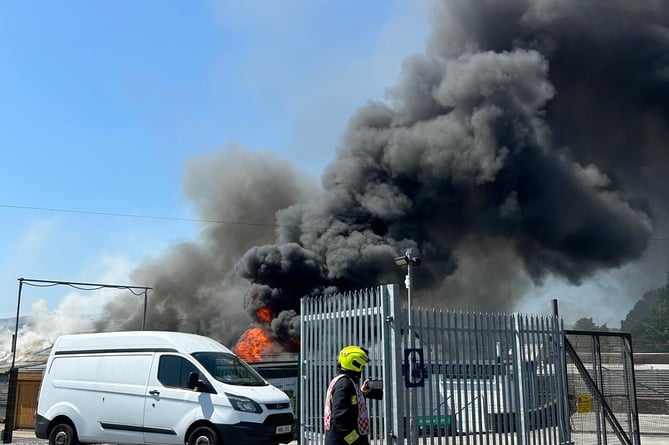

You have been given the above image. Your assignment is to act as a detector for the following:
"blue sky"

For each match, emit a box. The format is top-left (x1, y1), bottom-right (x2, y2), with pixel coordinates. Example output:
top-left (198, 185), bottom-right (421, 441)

top-left (1, 1), bottom-right (667, 335)
top-left (0, 1), bottom-right (433, 319)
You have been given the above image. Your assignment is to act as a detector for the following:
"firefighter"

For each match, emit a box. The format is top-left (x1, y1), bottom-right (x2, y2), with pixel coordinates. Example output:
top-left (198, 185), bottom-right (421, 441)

top-left (324, 345), bottom-right (375, 445)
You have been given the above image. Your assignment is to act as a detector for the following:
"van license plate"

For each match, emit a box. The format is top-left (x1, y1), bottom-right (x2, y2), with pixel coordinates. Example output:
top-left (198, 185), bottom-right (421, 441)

top-left (276, 425), bottom-right (291, 434)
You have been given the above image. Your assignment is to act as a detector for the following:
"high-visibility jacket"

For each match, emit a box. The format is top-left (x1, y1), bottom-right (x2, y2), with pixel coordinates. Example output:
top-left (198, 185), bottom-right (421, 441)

top-left (324, 374), bottom-right (369, 445)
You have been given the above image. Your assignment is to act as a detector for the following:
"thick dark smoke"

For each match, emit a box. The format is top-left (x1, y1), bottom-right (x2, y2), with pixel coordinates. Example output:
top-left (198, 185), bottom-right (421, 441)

top-left (98, 0), bottom-right (668, 351)
top-left (95, 147), bottom-right (317, 346)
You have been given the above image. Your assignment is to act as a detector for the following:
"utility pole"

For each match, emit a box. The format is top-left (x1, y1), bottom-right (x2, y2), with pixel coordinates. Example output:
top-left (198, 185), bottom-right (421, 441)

top-left (394, 249), bottom-right (421, 444)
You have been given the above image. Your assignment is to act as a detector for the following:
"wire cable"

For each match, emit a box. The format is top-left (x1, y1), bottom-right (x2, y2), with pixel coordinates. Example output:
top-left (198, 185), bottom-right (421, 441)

top-left (20, 278), bottom-right (151, 292)
top-left (68, 284), bottom-right (106, 291)
top-left (0, 203), bottom-right (328, 230)
top-left (22, 282), bottom-right (60, 288)
top-left (2, 203), bottom-right (669, 238)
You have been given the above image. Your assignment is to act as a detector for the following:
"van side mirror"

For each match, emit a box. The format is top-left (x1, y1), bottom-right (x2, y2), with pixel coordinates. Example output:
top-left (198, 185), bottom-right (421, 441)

top-left (188, 371), bottom-right (216, 393)
top-left (188, 372), bottom-right (203, 391)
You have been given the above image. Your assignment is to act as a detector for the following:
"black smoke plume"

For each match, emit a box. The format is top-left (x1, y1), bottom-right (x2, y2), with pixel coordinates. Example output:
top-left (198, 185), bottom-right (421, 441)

top-left (98, 0), bottom-right (668, 351)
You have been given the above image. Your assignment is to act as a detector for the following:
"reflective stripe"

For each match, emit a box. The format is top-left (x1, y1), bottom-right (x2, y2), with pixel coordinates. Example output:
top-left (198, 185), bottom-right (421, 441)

top-left (324, 375), bottom-right (347, 431)
top-left (354, 382), bottom-right (370, 435)
top-left (323, 374), bottom-right (369, 436)
top-left (344, 429), bottom-right (360, 444)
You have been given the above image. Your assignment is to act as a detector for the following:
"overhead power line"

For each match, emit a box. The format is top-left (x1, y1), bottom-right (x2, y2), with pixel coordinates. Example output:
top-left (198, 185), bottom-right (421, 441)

top-left (0, 203), bottom-right (328, 230)
top-left (1, 203), bottom-right (668, 239)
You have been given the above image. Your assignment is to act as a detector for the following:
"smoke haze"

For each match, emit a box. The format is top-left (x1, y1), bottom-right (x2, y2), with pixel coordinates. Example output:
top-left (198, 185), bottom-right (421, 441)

top-left (91, 0), bottom-right (668, 351)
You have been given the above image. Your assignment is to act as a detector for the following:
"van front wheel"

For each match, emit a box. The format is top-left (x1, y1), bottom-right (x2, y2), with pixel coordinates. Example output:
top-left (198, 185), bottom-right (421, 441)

top-left (49, 422), bottom-right (79, 445)
top-left (187, 426), bottom-right (218, 445)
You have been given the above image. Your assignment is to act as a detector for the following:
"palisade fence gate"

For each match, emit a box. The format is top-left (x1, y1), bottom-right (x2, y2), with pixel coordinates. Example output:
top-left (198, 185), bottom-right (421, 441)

top-left (564, 331), bottom-right (642, 445)
top-left (301, 284), bottom-right (575, 445)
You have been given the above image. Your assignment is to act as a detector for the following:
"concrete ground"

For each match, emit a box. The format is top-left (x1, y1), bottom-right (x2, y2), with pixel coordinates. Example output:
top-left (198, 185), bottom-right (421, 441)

top-left (3, 429), bottom-right (300, 445)
top-left (4, 429), bottom-right (667, 444)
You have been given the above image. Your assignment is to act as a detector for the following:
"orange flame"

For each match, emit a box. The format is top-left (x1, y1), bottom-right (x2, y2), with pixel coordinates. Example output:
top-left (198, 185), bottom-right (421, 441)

top-left (256, 307), bottom-right (272, 324)
top-left (233, 327), bottom-right (272, 362)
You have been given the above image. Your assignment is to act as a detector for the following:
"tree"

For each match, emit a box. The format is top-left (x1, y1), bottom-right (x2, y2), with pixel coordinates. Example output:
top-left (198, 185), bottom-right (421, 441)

top-left (573, 317), bottom-right (597, 330)
top-left (573, 317), bottom-right (609, 331)
top-left (621, 288), bottom-right (664, 329)
top-left (621, 274), bottom-right (669, 351)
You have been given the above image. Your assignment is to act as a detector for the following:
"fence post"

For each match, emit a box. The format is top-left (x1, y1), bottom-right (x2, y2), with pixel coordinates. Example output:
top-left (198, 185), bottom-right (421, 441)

top-left (2, 368), bottom-right (18, 444)
top-left (298, 297), bottom-right (307, 444)
top-left (513, 313), bottom-right (529, 445)
top-left (624, 335), bottom-right (641, 445)
top-left (382, 284), bottom-right (402, 444)
top-left (554, 317), bottom-right (572, 445)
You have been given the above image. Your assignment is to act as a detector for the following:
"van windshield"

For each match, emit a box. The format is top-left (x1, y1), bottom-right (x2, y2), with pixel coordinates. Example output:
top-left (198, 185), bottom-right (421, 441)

top-left (192, 352), bottom-right (268, 386)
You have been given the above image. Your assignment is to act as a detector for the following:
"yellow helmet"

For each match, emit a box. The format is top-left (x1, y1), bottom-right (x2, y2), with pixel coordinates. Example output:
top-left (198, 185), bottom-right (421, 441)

top-left (338, 345), bottom-right (369, 372)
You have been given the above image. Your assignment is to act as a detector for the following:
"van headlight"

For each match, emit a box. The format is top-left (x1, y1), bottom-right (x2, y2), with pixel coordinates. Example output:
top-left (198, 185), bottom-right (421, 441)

top-left (225, 393), bottom-right (263, 413)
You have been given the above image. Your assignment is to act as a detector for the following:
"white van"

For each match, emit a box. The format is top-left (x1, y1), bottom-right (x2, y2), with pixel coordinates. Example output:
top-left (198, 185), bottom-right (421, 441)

top-left (35, 331), bottom-right (295, 445)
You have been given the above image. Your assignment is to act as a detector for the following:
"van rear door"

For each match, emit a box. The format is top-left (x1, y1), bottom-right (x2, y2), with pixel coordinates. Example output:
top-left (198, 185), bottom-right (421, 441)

top-left (143, 354), bottom-right (205, 444)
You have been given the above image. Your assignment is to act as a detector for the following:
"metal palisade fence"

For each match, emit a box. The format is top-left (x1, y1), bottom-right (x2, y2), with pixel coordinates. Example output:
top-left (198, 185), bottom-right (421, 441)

top-left (300, 285), bottom-right (400, 443)
top-left (300, 284), bottom-right (572, 444)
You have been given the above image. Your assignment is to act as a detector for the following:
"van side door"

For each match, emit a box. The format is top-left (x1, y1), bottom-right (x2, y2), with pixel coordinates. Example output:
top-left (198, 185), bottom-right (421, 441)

top-left (97, 354), bottom-right (153, 444)
top-left (143, 354), bottom-right (210, 444)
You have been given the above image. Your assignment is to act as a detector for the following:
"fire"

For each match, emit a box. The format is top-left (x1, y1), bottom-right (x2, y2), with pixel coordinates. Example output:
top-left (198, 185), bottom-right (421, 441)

top-left (233, 327), bottom-right (272, 362)
top-left (233, 306), bottom-right (279, 362)
top-left (256, 307), bottom-right (272, 324)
